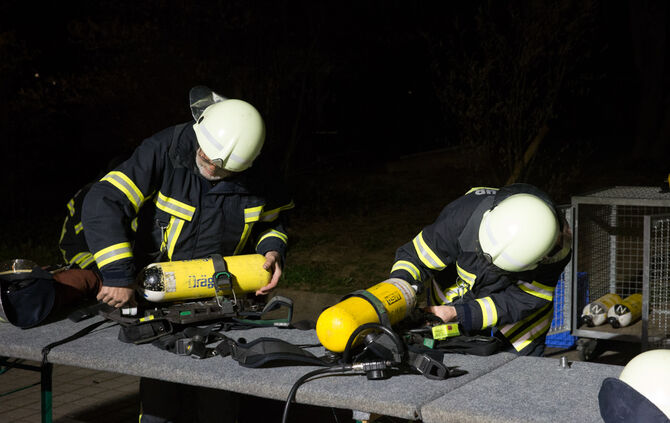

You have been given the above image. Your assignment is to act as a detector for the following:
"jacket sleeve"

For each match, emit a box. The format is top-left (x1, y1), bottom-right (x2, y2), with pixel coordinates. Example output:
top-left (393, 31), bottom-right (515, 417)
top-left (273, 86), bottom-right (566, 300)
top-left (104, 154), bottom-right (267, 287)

top-left (389, 204), bottom-right (461, 286)
top-left (251, 198), bottom-right (295, 261)
top-left (59, 183), bottom-right (97, 270)
top-left (81, 134), bottom-right (167, 287)
top-left (452, 248), bottom-right (572, 333)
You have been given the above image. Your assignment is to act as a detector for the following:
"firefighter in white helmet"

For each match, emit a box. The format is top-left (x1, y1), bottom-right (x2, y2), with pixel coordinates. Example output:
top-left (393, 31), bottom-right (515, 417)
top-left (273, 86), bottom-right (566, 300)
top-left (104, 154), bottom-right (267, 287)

top-left (193, 98), bottom-right (266, 174)
top-left (599, 349), bottom-right (670, 422)
top-left (390, 183), bottom-right (571, 356)
top-left (81, 88), bottom-right (291, 309)
top-left (79, 86), bottom-right (294, 422)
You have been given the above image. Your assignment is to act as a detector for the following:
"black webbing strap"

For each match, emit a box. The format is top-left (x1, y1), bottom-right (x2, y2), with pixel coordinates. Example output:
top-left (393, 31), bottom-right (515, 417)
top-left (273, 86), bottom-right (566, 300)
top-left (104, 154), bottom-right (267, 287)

top-left (41, 319), bottom-right (107, 365)
top-left (152, 324), bottom-right (225, 358)
top-left (117, 319), bottom-right (173, 345)
top-left (340, 290), bottom-right (391, 328)
top-left (210, 254), bottom-right (231, 289)
top-left (210, 254), bottom-right (232, 307)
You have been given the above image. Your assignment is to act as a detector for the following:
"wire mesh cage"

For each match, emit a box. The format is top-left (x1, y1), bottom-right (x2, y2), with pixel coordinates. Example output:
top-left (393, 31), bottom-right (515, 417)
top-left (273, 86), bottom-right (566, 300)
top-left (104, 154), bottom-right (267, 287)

top-left (546, 206), bottom-right (578, 348)
top-left (571, 186), bottom-right (670, 349)
top-left (646, 214), bottom-right (670, 349)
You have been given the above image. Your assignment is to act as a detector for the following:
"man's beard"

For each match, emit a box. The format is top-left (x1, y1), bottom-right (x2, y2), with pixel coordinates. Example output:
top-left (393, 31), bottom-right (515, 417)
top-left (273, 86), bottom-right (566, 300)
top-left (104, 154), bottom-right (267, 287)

top-left (195, 157), bottom-right (233, 181)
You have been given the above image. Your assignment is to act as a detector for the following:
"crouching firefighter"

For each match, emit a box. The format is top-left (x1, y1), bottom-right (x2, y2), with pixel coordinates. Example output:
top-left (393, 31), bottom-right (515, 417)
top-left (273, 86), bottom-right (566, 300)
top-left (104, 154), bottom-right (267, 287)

top-left (78, 86), bottom-right (294, 423)
top-left (389, 184), bottom-right (572, 357)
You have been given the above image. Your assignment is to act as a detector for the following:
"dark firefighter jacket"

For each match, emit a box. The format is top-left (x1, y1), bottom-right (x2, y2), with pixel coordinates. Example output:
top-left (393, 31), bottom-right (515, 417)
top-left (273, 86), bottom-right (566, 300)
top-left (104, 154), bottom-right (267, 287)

top-left (80, 122), bottom-right (294, 287)
top-left (59, 182), bottom-right (97, 270)
top-left (390, 184), bottom-right (571, 355)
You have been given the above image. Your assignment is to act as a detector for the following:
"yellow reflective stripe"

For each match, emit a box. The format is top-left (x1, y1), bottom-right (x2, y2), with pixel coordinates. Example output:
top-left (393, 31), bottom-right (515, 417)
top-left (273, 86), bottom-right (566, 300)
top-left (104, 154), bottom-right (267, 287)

top-left (79, 254), bottom-right (96, 269)
top-left (165, 216), bottom-right (185, 260)
top-left (74, 221), bottom-right (84, 234)
top-left (94, 242), bottom-right (133, 268)
top-left (67, 198), bottom-right (75, 216)
top-left (518, 280), bottom-right (555, 301)
top-left (504, 305), bottom-right (554, 352)
top-left (464, 187), bottom-right (499, 195)
top-left (71, 252), bottom-right (95, 269)
top-left (59, 217), bottom-right (69, 260)
top-left (456, 264), bottom-right (476, 287)
top-left (476, 297), bottom-right (498, 329)
top-left (256, 229), bottom-right (288, 247)
top-left (154, 192), bottom-right (195, 221)
top-left (234, 224), bottom-right (252, 255)
top-left (244, 205), bottom-right (264, 223)
top-left (391, 260), bottom-right (421, 281)
top-left (101, 171), bottom-right (144, 213)
top-left (260, 201), bottom-right (295, 222)
top-left (234, 206), bottom-right (264, 254)
top-left (412, 231), bottom-right (446, 270)
top-left (432, 280), bottom-right (449, 305)
top-left (71, 252), bottom-right (89, 264)
top-left (442, 283), bottom-right (465, 303)
top-left (131, 218), bottom-right (138, 232)
top-left (499, 304), bottom-right (545, 337)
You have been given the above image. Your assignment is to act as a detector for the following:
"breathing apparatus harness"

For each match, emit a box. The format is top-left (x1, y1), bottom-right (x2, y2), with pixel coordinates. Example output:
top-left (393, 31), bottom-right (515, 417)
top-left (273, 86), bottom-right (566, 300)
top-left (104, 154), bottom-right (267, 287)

top-left (244, 321), bottom-right (463, 423)
top-left (57, 254), bottom-right (298, 362)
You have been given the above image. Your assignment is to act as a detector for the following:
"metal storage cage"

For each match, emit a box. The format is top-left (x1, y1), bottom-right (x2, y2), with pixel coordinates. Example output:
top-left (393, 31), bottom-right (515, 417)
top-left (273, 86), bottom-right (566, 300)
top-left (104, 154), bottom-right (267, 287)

top-left (546, 206), bottom-right (576, 348)
top-left (570, 186), bottom-right (670, 357)
top-left (645, 213), bottom-right (670, 349)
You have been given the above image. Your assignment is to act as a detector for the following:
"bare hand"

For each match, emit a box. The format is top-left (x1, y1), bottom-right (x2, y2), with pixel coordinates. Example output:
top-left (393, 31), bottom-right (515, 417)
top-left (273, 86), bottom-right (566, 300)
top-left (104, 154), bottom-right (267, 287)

top-left (425, 305), bottom-right (458, 323)
top-left (97, 286), bottom-right (135, 308)
top-left (256, 251), bottom-right (282, 295)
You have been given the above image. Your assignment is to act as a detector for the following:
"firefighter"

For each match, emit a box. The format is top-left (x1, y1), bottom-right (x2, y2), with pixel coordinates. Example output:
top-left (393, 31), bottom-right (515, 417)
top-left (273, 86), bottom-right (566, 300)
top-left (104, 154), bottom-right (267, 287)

top-left (390, 184), bottom-right (572, 356)
top-left (80, 88), bottom-right (293, 422)
top-left (59, 182), bottom-right (98, 270)
top-left (599, 349), bottom-right (670, 422)
top-left (59, 155), bottom-right (128, 271)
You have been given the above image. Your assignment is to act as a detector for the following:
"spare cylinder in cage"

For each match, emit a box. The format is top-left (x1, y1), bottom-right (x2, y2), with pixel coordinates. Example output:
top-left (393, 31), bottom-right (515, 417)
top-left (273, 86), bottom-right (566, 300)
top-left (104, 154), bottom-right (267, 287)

top-left (607, 293), bottom-right (642, 328)
top-left (580, 293), bottom-right (622, 327)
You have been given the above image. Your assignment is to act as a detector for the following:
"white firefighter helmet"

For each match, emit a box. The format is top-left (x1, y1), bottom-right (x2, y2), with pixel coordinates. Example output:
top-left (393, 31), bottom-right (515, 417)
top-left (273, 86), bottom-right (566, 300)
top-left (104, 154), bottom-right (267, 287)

top-left (618, 349), bottom-right (670, 418)
top-left (478, 193), bottom-right (559, 272)
top-left (192, 99), bottom-right (265, 172)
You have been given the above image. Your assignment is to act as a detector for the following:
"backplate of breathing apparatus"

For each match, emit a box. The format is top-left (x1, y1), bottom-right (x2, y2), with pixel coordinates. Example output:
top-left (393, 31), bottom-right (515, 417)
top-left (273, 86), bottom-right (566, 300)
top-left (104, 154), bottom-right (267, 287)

top-left (68, 253), bottom-right (295, 348)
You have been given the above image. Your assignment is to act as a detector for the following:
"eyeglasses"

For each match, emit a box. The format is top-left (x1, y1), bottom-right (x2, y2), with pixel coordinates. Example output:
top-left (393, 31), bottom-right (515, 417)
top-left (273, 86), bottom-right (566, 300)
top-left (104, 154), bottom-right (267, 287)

top-left (196, 148), bottom-right (224, 168)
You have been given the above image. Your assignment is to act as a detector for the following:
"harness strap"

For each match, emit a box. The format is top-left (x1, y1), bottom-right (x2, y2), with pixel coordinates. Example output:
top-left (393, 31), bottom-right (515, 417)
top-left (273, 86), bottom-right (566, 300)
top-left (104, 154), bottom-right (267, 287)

top-left (215, 336), bottom-right (331, 368)
top-left (152, 324), bottom-right (225, 358)
top-left (209, 254), bottom-right (233, 308)
top-left (41, 319), bottom-right (108, 365)
top-left (233, 295), bottom-right (294, 328)
top-left (117, 319), bottom-right (173, 344)
top-left (341, 290), bottom-right (391, 328)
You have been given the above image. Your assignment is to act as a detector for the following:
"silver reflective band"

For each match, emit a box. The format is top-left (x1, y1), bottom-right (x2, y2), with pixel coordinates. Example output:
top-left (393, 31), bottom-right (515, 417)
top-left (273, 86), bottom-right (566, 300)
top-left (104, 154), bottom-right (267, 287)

top-left (155, 193), bottom-right (195, 221)
top-left (199, 123), bottom-right (224, 151)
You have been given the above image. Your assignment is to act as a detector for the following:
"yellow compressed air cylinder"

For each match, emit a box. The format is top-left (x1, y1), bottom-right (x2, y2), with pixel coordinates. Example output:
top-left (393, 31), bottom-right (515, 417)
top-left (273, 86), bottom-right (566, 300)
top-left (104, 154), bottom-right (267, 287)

top-left (607, 293), bottom-right (643, 328)
top-left (580, 293), bottom-right (622, 327)
top-left (316, 278), bottom-right (417, 353)
top-left (137, 254), bottom-right (270, 302)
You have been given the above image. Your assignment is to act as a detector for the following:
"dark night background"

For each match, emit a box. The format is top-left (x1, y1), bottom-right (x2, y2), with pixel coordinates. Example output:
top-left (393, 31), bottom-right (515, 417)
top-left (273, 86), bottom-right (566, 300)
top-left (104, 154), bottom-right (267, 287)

top-left (1, 1), bottom-right (669, 273)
